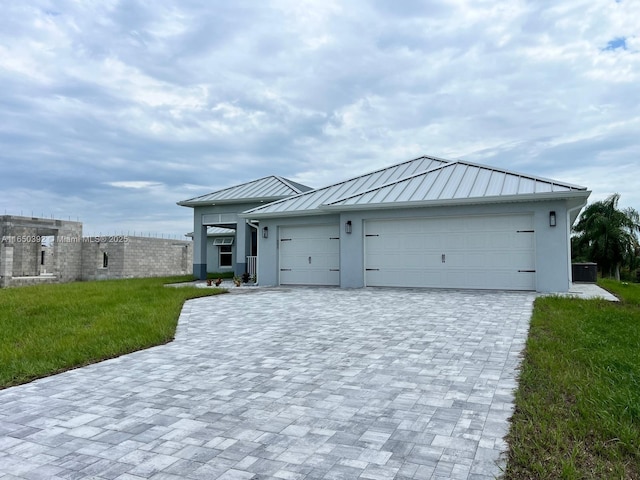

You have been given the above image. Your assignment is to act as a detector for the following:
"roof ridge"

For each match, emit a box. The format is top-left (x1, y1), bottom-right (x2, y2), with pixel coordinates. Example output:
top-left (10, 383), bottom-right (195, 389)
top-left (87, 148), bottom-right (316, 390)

top-left (275, 176), bottom-right (313, 193)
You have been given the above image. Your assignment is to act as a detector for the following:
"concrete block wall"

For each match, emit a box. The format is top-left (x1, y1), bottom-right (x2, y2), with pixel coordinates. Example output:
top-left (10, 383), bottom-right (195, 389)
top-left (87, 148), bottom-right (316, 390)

top-left (9, 226), bottom-right (40, 276)
top-left (81, 240), bottom-right (124, 281)
top-left (0, 216), bottom-right (82, 287)
top-left (53, 221), bottom-right (83, 282)
top-left (82, 236), bottom-right (192, 280)
top-left (0, 243), bottom-right (13, 288)
top-left (122, 237), bottom-right (192, 278)
top-left (1, 216), bottom-right (193, 287)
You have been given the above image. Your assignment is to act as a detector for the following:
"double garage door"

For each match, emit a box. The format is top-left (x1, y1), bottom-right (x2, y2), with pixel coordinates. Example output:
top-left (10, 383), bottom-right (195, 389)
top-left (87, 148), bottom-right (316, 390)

top-left (365, 214), bottom-right (536, 290)
top-left (278, 215), bottom-right (536, 290)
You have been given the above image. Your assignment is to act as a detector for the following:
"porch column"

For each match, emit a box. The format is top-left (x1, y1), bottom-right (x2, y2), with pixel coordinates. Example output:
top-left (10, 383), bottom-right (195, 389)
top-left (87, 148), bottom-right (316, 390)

top-left (193, 223), bottom-right (208, 280)
top-left (234, 220), bottom-right (249, 276)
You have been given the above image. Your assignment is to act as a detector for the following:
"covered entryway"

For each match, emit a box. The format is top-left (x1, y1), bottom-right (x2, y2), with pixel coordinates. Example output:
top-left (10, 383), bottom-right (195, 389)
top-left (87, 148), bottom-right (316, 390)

top-left (364, 214), bottom-right (536, 290)
top-left (279, 224), bottom-right (340, 285)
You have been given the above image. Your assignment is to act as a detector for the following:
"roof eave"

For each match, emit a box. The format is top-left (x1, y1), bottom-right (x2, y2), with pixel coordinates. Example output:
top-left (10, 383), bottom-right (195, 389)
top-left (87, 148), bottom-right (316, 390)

top-left (320, 190), bottom-right (592, 212)
top-left (177, 196), bottom-right (292, 208)
top-left (239, 209), bottom-right (333, 220)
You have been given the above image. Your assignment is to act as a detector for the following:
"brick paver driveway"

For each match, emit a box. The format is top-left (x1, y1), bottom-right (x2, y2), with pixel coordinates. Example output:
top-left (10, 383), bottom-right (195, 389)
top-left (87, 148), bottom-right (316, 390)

top-left (0, 287), bottom-right (534, 479)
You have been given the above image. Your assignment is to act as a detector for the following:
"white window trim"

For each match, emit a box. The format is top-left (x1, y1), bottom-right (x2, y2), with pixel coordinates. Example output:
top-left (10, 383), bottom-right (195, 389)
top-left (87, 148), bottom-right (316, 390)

top-left (213, 237), bottom-right (234, 246)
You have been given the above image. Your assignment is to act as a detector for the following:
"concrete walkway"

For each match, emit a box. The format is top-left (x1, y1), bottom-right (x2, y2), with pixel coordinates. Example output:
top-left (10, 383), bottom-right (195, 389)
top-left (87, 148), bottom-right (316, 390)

top-left (0, 288), bottom-right (536, 479)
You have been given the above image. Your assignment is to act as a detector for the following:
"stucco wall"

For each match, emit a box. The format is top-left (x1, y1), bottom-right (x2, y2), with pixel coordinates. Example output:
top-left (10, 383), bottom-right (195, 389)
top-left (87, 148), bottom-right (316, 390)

top-left (191, 201), bottom-right (263, 278)
top-left (256, 200), bottom-right (575, 292)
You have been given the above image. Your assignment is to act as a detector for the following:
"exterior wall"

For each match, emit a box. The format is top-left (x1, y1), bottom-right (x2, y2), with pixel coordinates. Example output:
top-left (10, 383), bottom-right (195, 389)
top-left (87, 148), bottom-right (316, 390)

top-left (191, 201), bottom-right (264, 278)
top-left (206, 237), bottom-right (235, 273)
top-left (0, 243), bottom-right (13, 288)
top-left (256, 200), bottom-right (575, 292)
top-left (52, 221), bottom-right (84, 283)
top-left (1, 216), bottom-right (193, 287)
top-left (10, 226), bottom-right (41, 276)
top-left (82, 237), bottom-right (192, 281)
top-left (0, 216), bottom-right (82, 287)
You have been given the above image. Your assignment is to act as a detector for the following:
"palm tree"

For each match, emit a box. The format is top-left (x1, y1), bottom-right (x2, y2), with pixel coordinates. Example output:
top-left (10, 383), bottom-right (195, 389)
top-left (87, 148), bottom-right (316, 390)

top-left (572, 193), bottom-right (640, 280)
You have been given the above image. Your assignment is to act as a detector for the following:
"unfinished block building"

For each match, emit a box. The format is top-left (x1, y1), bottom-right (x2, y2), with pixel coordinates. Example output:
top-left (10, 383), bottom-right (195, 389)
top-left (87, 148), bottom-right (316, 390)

top-left (0, 215), bottom-right (192, 288)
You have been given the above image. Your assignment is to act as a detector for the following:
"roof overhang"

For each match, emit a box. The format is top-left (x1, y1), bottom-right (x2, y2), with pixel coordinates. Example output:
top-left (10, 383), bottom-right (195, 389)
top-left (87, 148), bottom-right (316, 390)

top-left (177, 196), bottom-right (292, 208)
top-left (319, 190), bottom-right (592, 212)
top-left (239, 190), bottom-right (591, 219)
top-left (239, 209), bottom-right (333, 220)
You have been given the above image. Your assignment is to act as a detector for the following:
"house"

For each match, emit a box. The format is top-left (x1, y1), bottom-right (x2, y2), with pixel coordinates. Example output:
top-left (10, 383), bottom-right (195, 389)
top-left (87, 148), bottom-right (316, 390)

top-left (179, 155), bottom-right (591, 292)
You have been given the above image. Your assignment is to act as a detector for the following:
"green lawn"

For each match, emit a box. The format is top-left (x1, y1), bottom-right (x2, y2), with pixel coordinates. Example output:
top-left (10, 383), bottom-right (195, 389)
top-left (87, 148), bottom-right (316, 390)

top-left (504, 280), bottom-right (640, 479)
top-left (0, 276), bottom-right (224, 389)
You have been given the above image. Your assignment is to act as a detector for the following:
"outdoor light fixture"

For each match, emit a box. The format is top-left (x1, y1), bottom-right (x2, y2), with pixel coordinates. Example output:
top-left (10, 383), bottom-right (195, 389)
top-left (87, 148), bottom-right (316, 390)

top-left (345, 220), bottom-right (352, 234)
top-left (549, 211), bottom-right (556, 227)
top-left (262, 226), bottom-right (269, 238)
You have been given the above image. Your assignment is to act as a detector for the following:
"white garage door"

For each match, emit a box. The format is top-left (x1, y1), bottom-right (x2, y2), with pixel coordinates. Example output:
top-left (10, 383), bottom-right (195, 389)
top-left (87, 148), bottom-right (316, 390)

top-left (279, 225), bottom-right (340, 286)
top-left (365, 214), bottom-right (535, 290)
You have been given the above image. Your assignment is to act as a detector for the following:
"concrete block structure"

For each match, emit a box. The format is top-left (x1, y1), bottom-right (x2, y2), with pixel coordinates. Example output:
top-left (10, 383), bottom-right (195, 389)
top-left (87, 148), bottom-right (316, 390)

top-left (1, 215), bottom-right (192, 287)
top-left (82, 236), bottom-right (192, 281)
top-left (0, 216), bottom-right (83, 288)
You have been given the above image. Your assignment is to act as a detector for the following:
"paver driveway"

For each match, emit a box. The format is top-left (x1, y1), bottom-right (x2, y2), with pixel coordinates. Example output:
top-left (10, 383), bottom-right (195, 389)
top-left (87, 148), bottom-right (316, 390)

top-left (0, 287), bottom-right (534, 479)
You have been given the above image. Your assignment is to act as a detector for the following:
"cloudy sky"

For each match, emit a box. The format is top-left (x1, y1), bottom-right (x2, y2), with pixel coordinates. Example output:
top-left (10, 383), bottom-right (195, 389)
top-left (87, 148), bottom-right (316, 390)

top-left (1, 0), bottom-right (638, 237)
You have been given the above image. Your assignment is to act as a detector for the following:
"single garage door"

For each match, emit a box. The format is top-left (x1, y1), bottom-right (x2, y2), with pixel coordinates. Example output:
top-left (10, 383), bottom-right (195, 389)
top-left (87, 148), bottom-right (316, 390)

top-left (365, 214), bottom-right (535, 290)
top-left (279, 225), bottom-right (340, 285)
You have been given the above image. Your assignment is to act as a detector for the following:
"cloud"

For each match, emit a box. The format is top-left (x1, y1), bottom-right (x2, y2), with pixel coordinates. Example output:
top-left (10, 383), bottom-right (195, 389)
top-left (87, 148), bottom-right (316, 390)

top-left (0, 0), bottom-right (638, 237)
top-left (106, 181), bottom-right (163, 189)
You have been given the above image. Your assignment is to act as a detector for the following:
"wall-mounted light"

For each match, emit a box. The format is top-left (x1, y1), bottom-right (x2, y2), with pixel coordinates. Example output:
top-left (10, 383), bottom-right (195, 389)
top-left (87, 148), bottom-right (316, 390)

top-left (262, 226), bottom-right (269, 238)
top-left (549, 211), bottom-right (556, 227)
top-left (345, 220), bottom-right (352, 234)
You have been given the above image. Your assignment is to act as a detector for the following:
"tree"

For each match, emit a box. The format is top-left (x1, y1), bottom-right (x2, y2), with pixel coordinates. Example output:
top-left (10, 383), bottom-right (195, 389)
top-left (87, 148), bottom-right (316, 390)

top-left (572, 193), bottom-right (640, 280)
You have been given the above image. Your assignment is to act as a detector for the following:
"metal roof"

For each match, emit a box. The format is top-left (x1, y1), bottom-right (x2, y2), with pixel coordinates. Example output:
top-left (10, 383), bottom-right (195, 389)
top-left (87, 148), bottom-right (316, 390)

top-left (185, 226), bottom-right (236, 237)
top-left (242, 155), bottom-right (450, 217)
top-left (177, 176), bottom-right (312, 207)
top-left (242, 158), bottom-right (589, 218)
top-left (324, 161), bottom-right (589, 209)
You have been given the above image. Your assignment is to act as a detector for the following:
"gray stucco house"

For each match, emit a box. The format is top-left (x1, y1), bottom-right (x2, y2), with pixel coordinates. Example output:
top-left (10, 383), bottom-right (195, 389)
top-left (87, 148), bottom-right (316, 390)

top-left (179, 155), bottom-right (591, 292)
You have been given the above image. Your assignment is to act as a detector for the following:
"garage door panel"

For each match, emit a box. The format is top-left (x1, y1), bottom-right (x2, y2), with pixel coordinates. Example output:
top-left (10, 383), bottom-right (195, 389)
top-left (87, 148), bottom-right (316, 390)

top-left (279, 225), bottom-right (340, 286)
top-left (365, 214), bottom-right (535, 291)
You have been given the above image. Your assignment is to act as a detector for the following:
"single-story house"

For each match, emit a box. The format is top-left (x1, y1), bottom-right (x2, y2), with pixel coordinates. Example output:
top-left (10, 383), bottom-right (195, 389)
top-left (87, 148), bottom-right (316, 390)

top-left (179, 155), bottom-right (591, 292)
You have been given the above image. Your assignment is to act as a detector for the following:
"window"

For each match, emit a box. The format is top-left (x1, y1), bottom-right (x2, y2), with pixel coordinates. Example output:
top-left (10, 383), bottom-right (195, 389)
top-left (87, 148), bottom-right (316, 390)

top-left (219, 245), bottom-right (232, 268)
top-left (102, 252), bottom-right (109, 268)
top-left (213, 237), bottom-right (234, 246)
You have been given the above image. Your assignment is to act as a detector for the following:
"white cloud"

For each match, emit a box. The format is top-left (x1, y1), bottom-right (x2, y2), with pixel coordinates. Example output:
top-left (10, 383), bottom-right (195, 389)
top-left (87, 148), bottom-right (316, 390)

top-left (106, 181), bottom-right (163, 189)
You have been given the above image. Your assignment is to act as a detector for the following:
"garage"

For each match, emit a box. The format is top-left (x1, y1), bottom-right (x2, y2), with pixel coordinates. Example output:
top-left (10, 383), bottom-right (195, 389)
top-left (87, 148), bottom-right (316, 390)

top-left (279, 224), bottom-right (340, 285)
top-left (364, 214), bottom-right (536, 290)
top-left (244, 156), bottom-right (590, 292)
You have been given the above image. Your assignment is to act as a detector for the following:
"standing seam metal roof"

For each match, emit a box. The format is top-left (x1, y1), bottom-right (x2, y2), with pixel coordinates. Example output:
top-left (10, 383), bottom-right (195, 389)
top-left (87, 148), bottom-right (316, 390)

top-left (324, 161), bottom-right (588, 208)
top-left (242, 155), bottom-right (450, 216)
top-left (177, 176), bottom-right (312, 206)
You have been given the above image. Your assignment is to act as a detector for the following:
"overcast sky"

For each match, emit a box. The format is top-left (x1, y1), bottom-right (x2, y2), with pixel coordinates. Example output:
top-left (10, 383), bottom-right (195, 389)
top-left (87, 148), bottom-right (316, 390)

top-left (1, 0), bottom-right (638, 237)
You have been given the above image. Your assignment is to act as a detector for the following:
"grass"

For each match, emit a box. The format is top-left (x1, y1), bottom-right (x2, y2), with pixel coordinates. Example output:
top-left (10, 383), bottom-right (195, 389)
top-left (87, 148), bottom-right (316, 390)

top-left (0, 276), bottom-right (225, 389)
top-left (504, 280), bottom-right (640, 479)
